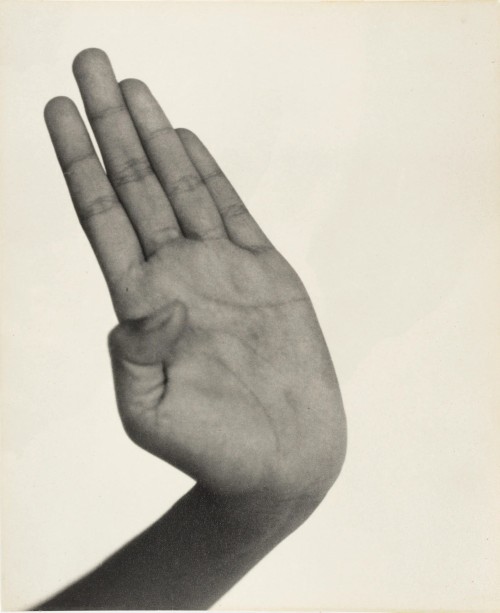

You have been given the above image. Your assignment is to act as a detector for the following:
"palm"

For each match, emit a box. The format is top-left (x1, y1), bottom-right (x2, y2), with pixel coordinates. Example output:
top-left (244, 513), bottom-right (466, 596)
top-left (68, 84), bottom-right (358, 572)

top-left (118, 236), bottom-right (302, 318)
top-left (45, 49), bottom-right (345, 499)
top-left (114, 239), bottom-right (339, 494)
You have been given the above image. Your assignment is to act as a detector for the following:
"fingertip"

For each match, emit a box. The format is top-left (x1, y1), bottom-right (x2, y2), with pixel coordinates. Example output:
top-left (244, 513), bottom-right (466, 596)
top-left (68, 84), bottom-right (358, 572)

top-left (44, 96), bottom-right (77, 124)
top-left (119, 77), bottom-right (174, 129)
top-left (176, 128), bottom-right (208, 163)
top-left (120, 78), bottom-right (155, 107)
top-left (72, 47), bottom-right (111, 76)
top-left (120, 77), bottom-right (149, 93)
top-left (176, 127), bottom-right (197, 142)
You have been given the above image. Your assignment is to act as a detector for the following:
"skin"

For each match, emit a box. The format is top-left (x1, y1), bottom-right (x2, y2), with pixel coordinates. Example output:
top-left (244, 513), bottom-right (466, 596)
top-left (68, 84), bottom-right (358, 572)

top-left (39, 48), bottom-right (347, 609)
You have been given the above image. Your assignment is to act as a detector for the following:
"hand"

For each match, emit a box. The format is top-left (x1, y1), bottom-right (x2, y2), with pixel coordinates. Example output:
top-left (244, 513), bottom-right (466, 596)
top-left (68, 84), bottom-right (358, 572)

top-left (44, 49), bottom-right (346, 503)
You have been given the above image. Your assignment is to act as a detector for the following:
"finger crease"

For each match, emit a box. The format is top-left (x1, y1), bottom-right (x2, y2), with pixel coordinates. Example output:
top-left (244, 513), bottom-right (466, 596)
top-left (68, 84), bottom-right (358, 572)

top-left (148, 224), bottom-right (182, 248)
top-left (169, 174), bottom-right (204, 197)
top-left (109, 158), bottom-right (155, 187)
top-left (88, 104), bottom-right (128, 122)
top-left (220, 202), bottom-right (248, 220)
top-left (78, 195), bottom-right (120, 222)
top-left (202, 169), bottom-right (225, 182)
top-left (145, 125), bottom-right (176, 144)
top-left (62, 153), bottom-right (96, 174)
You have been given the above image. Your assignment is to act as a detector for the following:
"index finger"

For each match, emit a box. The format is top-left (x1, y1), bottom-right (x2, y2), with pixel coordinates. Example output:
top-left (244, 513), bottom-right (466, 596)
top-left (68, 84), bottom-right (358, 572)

top-left (44, 96), bottom-right (144, 285)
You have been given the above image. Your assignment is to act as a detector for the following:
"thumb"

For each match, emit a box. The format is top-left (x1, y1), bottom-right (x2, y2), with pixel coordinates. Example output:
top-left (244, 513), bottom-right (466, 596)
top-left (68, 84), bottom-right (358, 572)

top-left (108, 301), bottom-right (187, 450)
top-left (108, 300), bottom-right (187, 365)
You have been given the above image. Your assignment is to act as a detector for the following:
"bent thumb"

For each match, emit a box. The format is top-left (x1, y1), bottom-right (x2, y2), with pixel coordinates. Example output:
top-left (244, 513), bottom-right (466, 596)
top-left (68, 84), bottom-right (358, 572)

top-left (108, 300), bottom-right (187, 366)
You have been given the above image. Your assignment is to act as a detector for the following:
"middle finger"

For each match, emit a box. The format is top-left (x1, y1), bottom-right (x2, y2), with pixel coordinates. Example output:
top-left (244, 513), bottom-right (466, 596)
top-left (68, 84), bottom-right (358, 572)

top-left (72, 48), bottom-right (182, 256)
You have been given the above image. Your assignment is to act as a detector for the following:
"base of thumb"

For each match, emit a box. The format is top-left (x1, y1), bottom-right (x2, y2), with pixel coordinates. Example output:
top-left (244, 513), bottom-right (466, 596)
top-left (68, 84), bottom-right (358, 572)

top-left (108, 300), bottom-right (187, 365)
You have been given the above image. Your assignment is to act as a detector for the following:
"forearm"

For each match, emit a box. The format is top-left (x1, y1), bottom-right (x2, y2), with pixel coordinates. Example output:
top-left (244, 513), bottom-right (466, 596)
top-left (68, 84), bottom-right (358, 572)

top-left (36, 483), bottom-right (321, 610)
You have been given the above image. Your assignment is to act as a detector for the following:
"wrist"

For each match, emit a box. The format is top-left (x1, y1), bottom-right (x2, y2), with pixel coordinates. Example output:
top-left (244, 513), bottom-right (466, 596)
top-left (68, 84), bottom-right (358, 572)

top-left (197, 482), bottom-right (329, 546)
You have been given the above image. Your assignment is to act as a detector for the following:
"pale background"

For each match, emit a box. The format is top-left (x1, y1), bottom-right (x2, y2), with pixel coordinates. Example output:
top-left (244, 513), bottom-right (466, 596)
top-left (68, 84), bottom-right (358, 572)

top-left (1, 1), bottom-right (499, 611)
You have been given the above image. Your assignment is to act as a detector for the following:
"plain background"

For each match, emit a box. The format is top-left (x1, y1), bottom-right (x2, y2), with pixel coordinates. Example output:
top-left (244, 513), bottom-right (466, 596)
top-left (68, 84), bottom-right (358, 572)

top-left (1, 1), bottom-right (499, 610)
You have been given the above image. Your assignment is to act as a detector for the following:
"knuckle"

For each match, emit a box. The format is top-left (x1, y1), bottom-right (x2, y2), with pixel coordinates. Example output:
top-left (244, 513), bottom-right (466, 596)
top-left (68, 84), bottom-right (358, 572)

top-left (148, 224), bottom-right (181, 248)
top-left (169, 173), bottom-right (204, 197)
top-left (220, 201), bottom-right (248, 220)
top-left (62, 153), bottom-right (95, 175)
top-left (197, 224), bottom-right (226, 241)
top-left (110, 157), bottom-right (155, 187)
top-left (146, 125), bottom-right (175, 144)
top-left (202, 168), bottom-right (225, 184)
top-left (79, 195), bottom-right (119, 222)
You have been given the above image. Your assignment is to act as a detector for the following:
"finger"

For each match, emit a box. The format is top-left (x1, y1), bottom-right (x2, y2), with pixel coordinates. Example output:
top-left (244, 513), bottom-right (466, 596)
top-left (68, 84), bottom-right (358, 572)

top-left (119, 78), bottom-right (226, 241)
top-left (44, 96), bottom-right (144, 284)
top-left (176, 129), bottom-right (273, 252)
top-left (72, 49), bottom-right (181, 256)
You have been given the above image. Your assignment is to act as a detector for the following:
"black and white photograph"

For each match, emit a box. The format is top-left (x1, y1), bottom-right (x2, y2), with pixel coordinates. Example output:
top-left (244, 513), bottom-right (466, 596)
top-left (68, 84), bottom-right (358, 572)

top-left (1, 1), bottom-right (499, 610)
